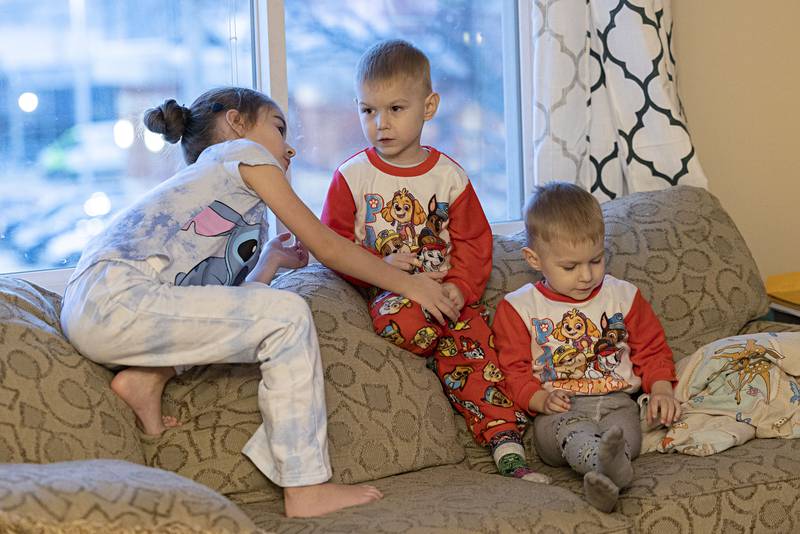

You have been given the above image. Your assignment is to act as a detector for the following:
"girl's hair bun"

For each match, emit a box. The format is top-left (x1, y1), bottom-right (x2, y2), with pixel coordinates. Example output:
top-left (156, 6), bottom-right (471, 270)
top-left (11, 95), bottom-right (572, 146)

top-left (142, 99), bottom-right (191, 144)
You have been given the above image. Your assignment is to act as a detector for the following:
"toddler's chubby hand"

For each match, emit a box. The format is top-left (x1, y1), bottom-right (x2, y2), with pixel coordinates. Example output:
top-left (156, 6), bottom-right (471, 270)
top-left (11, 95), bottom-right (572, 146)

top-left (263, 232), bottom-right (309, 270)
top-left (647, 380), bottom-right (682, 426)
top-left (383, 252), bottom-right (421, 272)
top-left (531, 389), bottom-right (573, 415)
top-left (441, 282), bottom-right (465, 311)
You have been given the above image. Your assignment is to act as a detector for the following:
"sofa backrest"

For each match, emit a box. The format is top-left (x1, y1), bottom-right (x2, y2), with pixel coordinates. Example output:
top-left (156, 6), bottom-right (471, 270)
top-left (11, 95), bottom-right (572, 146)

top-left (485, 186), bottom-right (768, 361)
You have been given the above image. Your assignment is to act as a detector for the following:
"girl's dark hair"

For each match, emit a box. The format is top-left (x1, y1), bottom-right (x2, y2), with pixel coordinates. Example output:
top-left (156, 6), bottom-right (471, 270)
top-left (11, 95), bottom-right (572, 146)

top-left (143, 87), bottom-right (279, 164)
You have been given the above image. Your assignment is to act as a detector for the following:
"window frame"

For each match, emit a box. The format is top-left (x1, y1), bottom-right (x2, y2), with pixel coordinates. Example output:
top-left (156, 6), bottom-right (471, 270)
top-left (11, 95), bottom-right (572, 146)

top-left (10, 0), bottom-right (531, 294)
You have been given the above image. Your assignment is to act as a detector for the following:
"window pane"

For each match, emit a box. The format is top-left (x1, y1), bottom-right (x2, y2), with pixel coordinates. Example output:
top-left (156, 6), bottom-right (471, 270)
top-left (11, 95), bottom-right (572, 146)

top-left (0, 0), bottom-right (253, 273)
top-left (284, 1), bottom-right (513, 223)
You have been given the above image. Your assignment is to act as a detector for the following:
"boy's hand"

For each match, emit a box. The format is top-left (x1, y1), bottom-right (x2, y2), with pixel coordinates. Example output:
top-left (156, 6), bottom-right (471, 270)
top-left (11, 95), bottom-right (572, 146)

top-left (383, 252), bottom-right (421, 272)
top-left (441, 282), bottom-right (465, 311)
top-left (647, 380), bottom-right (682, 426)
top-left (530, 389), bottom-right (572, 415)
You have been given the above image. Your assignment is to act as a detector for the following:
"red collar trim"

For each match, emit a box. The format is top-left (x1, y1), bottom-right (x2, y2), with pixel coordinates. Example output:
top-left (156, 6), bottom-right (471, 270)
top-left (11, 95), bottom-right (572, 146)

top-left (366, 146), bottom-right (440, 177)
top-left (534, 279), bottom-right (604, 303)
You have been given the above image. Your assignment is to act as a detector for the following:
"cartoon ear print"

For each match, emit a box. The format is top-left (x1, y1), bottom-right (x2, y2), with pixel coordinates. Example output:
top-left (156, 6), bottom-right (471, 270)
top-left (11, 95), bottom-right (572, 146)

top-left (532, 317), bottom-right (554, 345)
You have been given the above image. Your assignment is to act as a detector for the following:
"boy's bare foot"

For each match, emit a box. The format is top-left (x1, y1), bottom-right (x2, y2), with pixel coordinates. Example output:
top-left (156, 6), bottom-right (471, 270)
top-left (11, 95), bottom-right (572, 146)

top-left (283, 482), bottom-right (383, 518)
top-left (110, 366), bottom-right (177, 436)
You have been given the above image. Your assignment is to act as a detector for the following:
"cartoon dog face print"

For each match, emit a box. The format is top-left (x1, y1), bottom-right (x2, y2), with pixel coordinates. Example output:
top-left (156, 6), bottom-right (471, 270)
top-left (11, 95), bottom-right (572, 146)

top-left (381, 188), bottom-right (426, 227)
top-left (552, 344), bottom-right (587, 379)
top-left (378, 295), bottom-right (413, 316)
top-left (553, 309), bottom-right (600, 351)
top-left (437, 336), bottom-right (458, 358)
top-left (417, 241), bottom-right (447, 272)
top-left (379, 320), bottom-right (405, 346)
top-left (482, 362), bottom-right (504, 383)
top-left (460, 336), bottom-right (485, 359)
top-left (374, 229), bottom-right (411, 257)
top-left (444, 365), bottom-right (474, 391)
top-left (413, 326), bottom-right (438, 349)
top-left (483, 386), bottom-right (513, 407)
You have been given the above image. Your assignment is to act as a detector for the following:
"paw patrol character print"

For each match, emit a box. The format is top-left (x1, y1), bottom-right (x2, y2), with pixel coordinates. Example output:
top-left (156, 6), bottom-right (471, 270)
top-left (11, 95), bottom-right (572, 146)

top-left (379, 320), bottom-right (405, 346)
top-left (534, 346), bottom-right (557, 382)
top-left (417, 194), bottom-right (449, 247)
top-left (460, 336), bottom-right (485, 359)
top-left (413, 326), bottom-right (438, 350)
top-left (381, 188), bottom-right (426, 245)
top-left (378, 294), bottom-right (413, 316)
top-left (417, 240), bottom-right (448, 272)
top-left (554, 309), bottom-right (599, 352)
top-left (444, 365), bottom-right (474, 390)
top-left (482, 362), bottom-right (504, 383)
top-left (483, 386), bottom-right (513, 407)
top-left (552, 344), bottom-right (587, 379)
top-left (436, 336), bottom-right (458, 358)
top-left (374, 229), bottom-right (411, 257)
top-left (448, 393), bottom-right (484, 420)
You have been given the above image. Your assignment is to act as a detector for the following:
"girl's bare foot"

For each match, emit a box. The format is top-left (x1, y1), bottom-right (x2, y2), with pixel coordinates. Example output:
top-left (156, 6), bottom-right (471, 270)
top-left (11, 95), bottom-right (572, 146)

top-left (110, 366), bottom-right (177, 436)
top-left (283, 482), bottom-right (383, 518)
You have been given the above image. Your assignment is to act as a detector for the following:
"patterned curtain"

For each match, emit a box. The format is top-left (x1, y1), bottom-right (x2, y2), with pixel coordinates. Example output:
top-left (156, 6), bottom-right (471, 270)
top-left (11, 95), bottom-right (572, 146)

top-left (527, 0), bottom-right (707, 200)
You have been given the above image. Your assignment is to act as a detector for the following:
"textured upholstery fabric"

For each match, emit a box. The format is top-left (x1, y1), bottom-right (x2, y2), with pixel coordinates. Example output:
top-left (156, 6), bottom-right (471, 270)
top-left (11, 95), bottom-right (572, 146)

top-left (0, 277), bottom-right (144, 465)
top-left (236, 465), bottom-right (631, 534)
top-left (0, 460), bottom-right (257, 533)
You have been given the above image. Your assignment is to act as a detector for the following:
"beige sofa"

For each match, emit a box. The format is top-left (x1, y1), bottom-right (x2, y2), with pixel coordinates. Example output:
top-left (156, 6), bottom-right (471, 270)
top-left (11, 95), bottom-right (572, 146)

top-left (1, 186), bottom-right (799, 533)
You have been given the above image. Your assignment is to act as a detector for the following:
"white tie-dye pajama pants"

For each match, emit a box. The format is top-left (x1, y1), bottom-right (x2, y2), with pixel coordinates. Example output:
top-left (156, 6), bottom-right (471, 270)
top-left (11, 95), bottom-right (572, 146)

top-left (60, 258), bottom-right (332, 488)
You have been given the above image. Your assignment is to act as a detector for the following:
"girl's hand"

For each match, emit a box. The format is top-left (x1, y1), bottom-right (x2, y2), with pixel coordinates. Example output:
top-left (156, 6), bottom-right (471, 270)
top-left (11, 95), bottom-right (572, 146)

top-left (264, 232), bottom-right (309, 270)
top-left (647, 380), bottom-right (682, 426)
top-left (404, 273), bottom-right (459, 324)
top-left (383, 252), bottom-right (421, 272)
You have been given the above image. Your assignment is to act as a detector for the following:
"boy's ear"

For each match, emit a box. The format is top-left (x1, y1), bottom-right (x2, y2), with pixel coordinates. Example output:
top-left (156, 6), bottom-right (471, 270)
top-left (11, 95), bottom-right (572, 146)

top-left (522, 246), bottom-right (542, 271)
top-left (423, 92), bottom-right (440, 121)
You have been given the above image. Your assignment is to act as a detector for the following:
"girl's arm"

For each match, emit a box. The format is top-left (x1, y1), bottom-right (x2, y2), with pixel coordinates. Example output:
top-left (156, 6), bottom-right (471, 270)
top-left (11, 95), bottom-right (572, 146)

top-left (241, 163), bottom-right (458, 323)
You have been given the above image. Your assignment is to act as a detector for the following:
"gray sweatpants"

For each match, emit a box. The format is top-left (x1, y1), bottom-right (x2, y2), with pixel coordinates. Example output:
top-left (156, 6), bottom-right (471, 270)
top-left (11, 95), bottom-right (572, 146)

top-left (60, 258), bottom-right (331, 488)
top-left (532, 392), bottom-right (641, 477)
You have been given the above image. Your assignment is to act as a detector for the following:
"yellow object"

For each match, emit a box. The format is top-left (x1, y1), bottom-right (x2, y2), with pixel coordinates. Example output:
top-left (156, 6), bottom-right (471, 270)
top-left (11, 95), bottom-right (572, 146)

top-left (766, 272), bottom-right (800, 306)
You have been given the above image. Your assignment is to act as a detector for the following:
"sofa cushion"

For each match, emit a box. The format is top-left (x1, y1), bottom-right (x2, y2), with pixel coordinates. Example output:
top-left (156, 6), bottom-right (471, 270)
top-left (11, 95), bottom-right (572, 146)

top-left (0, 277), bottom-right (144, 465)
top-left (0, 459), bottom-right (257, 533)
top-left (146, 264), bottom-right (464, 496)
top-left (485, 186), bottom-right (769, 361)
top-left (236, 465), bottom-right (631, 533)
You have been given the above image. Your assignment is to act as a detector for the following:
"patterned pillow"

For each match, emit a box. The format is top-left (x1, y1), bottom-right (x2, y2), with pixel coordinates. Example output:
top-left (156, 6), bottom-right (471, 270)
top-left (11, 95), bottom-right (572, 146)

top-left (485, 186), bottom-right (768, 361)
top-left (0, 277), bottom-right (144, 465)
top-left (145, 264), bottom-right (464, 496)
top-left (0, 460), bottom-right (256, 533)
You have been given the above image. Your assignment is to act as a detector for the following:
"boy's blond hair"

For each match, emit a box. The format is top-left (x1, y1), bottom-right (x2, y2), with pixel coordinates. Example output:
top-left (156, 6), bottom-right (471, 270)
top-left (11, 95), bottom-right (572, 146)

top-left (356, 39), bottom-right (432, 93)
top-left (524, 182), bottom-right (604, 249)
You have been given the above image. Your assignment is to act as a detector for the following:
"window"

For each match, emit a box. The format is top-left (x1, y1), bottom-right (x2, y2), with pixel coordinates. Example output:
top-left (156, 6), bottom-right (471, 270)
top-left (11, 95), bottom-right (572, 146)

top-left (1, 0), bottom-right (525, 280)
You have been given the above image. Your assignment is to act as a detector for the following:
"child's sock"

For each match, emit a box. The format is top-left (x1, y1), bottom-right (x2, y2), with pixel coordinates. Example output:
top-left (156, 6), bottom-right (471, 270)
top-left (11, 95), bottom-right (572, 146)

top-left (596, 425), bottom-right (633, 488)
top-left (583, 471), bottom-right (619, 513)
top-left (490, 432), bottom-right (551, 484)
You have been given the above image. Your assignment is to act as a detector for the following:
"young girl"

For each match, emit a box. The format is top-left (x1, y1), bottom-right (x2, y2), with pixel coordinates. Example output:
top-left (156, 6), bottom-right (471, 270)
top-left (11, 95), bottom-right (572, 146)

top-left (59, 87), bottom-right (458, 518)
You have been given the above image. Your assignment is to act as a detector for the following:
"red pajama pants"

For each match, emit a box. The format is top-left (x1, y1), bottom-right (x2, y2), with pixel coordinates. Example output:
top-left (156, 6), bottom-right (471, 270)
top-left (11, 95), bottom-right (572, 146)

top-left (369, 290), bottom-right (525, 445)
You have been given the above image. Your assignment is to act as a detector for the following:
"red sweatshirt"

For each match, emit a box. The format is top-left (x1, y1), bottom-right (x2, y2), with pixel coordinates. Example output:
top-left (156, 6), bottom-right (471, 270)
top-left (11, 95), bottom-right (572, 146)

top-left (494, 276), bottom-right (677, 415)
top-left (320, 146), bottom-right (492, 304)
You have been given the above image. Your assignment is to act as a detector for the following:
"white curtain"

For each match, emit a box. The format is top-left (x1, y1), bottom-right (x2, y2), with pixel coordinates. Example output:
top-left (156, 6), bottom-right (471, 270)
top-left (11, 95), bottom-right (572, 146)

top-left (526, 0), bottom-right (707, 200)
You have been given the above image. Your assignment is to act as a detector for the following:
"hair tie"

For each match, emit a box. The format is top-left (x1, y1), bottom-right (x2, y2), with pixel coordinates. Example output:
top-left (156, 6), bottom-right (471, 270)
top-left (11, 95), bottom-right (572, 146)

top-left (211, 102), bottom-right (224, 112)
